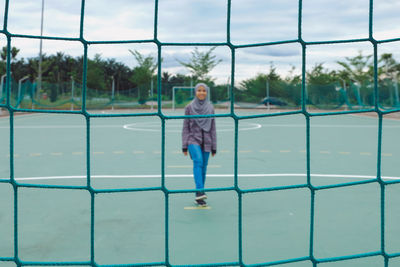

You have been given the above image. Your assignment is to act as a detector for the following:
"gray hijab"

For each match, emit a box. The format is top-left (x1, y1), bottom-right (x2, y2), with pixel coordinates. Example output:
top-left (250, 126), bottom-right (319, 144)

top-left (189, 83), bottom-right (214, 132)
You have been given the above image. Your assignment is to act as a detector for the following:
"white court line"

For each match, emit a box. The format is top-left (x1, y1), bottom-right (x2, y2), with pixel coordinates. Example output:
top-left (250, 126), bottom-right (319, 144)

top-left (10, 173), bottom-right (400, 181)
top-left (320, 151), bottom-right (331, 154)
top-left (349, 113), bottom-right (400, 122)
top-left (261, 124), bottom-right (400, 128)
top-left (184, 206), bottom-right (211, 210)
top-left (0, 113), bottom-right (49, 124)
top-left (123, 122), bottom-right (261, 132)
top-left (1, 123), bottom-right (398, 130)
top-left (167, 165), bottom-right (221, 168)
top-left (0, 125), bottom-right (122, 129)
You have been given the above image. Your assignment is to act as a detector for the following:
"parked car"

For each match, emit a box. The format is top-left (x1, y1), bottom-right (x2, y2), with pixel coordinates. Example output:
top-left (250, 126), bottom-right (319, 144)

top-left (261, 97), bottom-right (287, 106)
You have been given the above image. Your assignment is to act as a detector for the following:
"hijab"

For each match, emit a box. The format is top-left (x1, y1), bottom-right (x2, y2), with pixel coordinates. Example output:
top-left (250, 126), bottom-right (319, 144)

top-left (189, 83), bottom-right (214, 132)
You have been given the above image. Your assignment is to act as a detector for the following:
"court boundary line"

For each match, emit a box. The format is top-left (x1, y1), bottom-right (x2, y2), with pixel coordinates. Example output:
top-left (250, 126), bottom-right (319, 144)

top-left (0, 125), bottom-right (122, 129)
top-left (260, 124), bottom-right (400, 128)
top-left (123, 121), bottom-right (262, 132)
top-left (9, 173), bottom-right (400, 181)
top-left (1, 123), bottom-right (399, 130)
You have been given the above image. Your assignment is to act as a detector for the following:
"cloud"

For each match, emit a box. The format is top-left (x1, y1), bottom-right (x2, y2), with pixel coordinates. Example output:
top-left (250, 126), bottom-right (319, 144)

top-left (6, 1), bottom-right (81, 38)
top-left (241, 45), bottom-right (301, 58)
top-left (302, 0), bottom-right (371, 41)
top-left (230, 0), bottom-right (299, 44)
top-left (84, 0), bottom-right (155, 41)
top-left (157, 0), bottom-right (227, 43)
top-left (2, 0), bottom-right (400, 84)
top-left (373, 0), bottom-right (400, 40)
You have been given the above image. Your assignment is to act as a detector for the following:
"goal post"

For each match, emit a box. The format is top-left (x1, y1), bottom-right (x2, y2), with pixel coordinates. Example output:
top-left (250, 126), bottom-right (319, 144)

top-left (172, 86), bottom-right (211, 110)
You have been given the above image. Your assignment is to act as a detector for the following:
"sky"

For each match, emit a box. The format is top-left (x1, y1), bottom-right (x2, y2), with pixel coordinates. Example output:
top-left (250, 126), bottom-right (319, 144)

top-left (1, 0), bottom-right (400, 84)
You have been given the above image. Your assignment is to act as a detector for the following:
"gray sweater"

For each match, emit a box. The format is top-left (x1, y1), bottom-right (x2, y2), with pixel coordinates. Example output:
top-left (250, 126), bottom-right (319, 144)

top-left (182, 105), bottom-right (217, 153)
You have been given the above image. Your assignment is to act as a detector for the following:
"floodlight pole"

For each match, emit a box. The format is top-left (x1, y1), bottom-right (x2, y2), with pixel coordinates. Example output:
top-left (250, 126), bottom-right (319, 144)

top-left (38, 0), bottom-right (45, 100)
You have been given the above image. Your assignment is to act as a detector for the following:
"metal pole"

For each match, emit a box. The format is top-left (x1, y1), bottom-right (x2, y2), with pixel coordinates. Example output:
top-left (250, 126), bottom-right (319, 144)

top-left (343, 80), bottom-right (347, 111)
top-left (172, 87), bottom-right (175, 111)
top-left (354, 81), bottom-right (361, 107)
top-left (190, 77), bottom-right (193, 98)
top-left (266, 79), bottom-right (270, 111)
top-left (394, 79), bottom-right (399, 107)
top-left (0, 74), bottom-right (6, 114)
top-left (71, 76), bottom-right (74, 111)
top-left (18, 76), bottom-right (29, 104)
top-left (38, 0), bottom-right (45, 99)
top-left (227, 77), bottom-right (230, 99)
top-left (111, 76), bottom-right (115, 111)
top-left (1, 74), bottom-right (6, 97)
top-left (151, 78), bottom-right (154, 111)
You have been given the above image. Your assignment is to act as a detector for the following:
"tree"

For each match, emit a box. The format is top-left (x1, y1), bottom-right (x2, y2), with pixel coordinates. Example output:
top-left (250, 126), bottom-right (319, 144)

top-left (377, 53), bottom-right (400, 106)
top-left (161, 71), bottom-right (172, 98)
top-left (307, 63), bottom-right (338, 85)
top-left (87, 54), bottom-right (106, 91)
top-left (1, 46), bottom-right (20, 61)
top-left (178, 47), bottom-right (222, 83)
top-left (239, 64), bottom-right (287, 102)
top-left (129, 49), bottom-right (158, 103)
top-left (285, 65), bottom-right (301, 85)
top-left (306, 63), bottom-right (342, 106)
top-left (379, 53), bottom-right (400, 79)
top-left (337, 51), bottom-right (373, 83)
top-left (337, 51), bottom-right (374, 105)
top-left (1, 46), bottom-right (20, 75)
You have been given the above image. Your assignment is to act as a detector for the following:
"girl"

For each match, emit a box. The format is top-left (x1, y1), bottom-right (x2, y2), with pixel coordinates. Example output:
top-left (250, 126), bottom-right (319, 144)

top-left (182, 83), bottom-right (217, 207)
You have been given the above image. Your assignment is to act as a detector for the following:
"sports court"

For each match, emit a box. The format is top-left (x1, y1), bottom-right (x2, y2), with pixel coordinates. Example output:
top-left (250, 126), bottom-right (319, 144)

top-left (1, 0), bottom-right (400, 266)
top-left (0, 109), bottom-right (399, 266)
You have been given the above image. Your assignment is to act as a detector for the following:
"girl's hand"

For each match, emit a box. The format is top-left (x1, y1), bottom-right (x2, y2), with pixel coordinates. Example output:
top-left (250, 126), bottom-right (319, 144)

top-left (183, 151), bottom-right (188, 156)
top-left (212, 152), bottom-right (216, 157)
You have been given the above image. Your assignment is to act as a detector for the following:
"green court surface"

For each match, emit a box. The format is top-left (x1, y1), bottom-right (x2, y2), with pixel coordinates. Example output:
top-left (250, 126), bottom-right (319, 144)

top-left (0, 110), bottom-right (400, 266)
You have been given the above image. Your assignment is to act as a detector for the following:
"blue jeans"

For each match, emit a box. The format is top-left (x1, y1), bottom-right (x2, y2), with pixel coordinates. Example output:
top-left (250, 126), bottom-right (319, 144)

top-left (188, 144), bottom-right (210, 191)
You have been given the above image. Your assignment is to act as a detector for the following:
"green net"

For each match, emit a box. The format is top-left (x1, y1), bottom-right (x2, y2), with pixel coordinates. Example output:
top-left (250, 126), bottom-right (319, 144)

top-left (1, 78), bottom-right (145, 110)
top-left (5, 79), bottom-right (400, 111)
top-left (1, 0), bottom-right (400, 266)
top-left (172, 87), bottom-right (194, 109)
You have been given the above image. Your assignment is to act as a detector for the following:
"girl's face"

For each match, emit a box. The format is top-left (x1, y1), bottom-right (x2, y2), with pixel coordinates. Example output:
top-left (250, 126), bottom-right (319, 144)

top-left (196, 86), bottom-right (207, 100)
